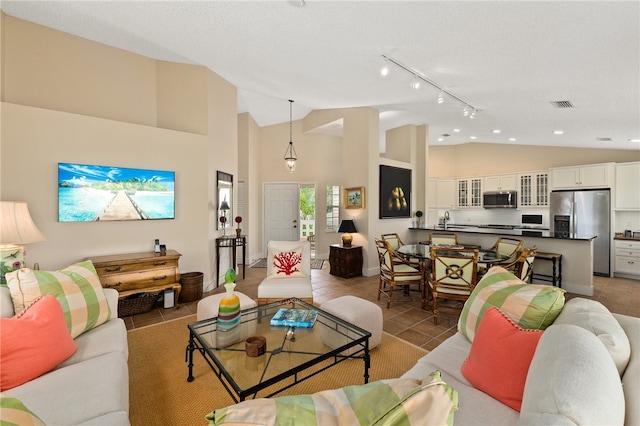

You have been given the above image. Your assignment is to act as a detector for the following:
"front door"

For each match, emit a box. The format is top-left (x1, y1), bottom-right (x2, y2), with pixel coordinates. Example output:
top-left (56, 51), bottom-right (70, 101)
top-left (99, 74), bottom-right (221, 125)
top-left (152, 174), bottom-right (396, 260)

top-left (263, 183), bottom-right (299, 254)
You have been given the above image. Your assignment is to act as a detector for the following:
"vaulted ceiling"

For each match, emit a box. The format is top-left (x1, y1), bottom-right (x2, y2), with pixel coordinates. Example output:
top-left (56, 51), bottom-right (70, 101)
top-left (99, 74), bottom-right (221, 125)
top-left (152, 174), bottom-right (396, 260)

top-left (2, 1), bottom-right (639, 150)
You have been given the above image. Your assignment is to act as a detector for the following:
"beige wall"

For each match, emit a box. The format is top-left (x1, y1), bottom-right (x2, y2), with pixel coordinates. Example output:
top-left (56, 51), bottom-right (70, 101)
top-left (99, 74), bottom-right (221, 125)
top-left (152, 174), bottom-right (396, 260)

top-left (429, 143), bottom-right (640, 177)
top-left (1, 14), bottom-right (237, 291)
top-left (249, 116), bottom-right (344, 259)
top-left (3, 12), bottom-right (638, 285)
top-left (2, 15), bottom-right (158, 127)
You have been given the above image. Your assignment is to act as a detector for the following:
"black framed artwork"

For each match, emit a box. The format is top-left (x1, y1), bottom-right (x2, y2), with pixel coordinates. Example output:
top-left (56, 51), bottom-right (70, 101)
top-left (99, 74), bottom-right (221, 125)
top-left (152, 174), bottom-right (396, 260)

top-left (379, 165), bottom-right (411, 218)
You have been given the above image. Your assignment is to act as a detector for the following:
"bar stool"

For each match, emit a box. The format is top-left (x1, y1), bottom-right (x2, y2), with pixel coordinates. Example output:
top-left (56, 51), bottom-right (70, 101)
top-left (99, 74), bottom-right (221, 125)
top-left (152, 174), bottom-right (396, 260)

top-left (532, 252), bottom-right (562, 288)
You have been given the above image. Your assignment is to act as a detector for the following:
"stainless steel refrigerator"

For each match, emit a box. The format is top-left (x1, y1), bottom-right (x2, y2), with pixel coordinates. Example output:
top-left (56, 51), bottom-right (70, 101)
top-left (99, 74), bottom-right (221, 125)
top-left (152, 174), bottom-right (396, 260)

top-left (550, 189), bottom-right (611, 276)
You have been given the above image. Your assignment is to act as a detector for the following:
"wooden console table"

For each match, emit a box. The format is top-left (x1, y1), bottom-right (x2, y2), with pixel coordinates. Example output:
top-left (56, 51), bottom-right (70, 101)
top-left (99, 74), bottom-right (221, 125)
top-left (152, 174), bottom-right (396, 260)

top-left (216, 235), bottom-right (246, 287)
top-left (88, 250), bottom-right (182, 300)
top-left (329, 244), bottom-right (363, 279)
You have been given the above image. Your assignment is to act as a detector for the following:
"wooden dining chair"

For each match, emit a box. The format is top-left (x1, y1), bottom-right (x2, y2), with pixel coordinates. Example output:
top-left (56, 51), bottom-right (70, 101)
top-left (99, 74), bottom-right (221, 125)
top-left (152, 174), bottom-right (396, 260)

top-left (478, 237), bottom-right (523, 276)
top-left (503, 246), bottom-right (537, 283)
top-left (489, 237), bottom-right (524, 265)
top-left (381, 233), bottom-right (421, 267)
top-left (375, 238), bottom-right (424, 308)
top-left (428, 246), bottom-right (479, 325)
top-left (429, 232), bottom-right (459, 246)
top-left (381, 233), bottom-right (404, 250)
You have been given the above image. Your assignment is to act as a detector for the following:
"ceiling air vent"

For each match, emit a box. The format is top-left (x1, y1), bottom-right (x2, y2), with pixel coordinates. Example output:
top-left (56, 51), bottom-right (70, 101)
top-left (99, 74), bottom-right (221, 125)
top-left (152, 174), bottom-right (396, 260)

top-left (596, 137), bottom-right (612, 142)
top-left (550, 100), bottom-right (574, 108)
top-left (441, 133), bottom-right (450, 137)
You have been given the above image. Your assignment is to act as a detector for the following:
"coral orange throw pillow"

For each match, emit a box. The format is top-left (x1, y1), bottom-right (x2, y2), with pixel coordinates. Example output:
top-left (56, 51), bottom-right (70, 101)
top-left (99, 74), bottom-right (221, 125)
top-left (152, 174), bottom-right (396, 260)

top-left (1, 296), bottom-right (76, 391)
top-left (461, 307), bottom-right (543, 412)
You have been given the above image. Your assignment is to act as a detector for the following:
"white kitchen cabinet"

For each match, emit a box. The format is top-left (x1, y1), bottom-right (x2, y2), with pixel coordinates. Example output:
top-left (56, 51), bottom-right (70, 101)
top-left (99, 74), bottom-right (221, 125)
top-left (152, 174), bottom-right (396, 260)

top-left (614, 239), bottom-right (640, 279)
top-left (615, 162), bottom-right (640, 210)
top-left (427, 178), bottom-right (455, 209)
top-left (550, 163), bottom-right (614, 189)
top-left (457, 177), bottom-right (482, 208)
top-left (518, 171), bottom-right (549, 207)
top-left (484, 174), bottom-right (517, 192)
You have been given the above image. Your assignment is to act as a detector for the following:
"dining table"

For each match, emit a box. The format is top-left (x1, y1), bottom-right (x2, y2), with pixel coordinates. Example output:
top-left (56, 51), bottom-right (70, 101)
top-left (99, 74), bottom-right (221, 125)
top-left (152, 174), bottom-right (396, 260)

top-left (396, 244), bottom-right (509, 309)
top-left (399, 243), bottom-right (510, 282)
top-left (397, 243), bottom-right (510, 266)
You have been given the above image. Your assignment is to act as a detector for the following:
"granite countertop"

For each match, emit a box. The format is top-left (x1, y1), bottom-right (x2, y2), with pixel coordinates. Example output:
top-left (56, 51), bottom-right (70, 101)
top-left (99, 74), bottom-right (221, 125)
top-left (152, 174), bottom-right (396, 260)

top-left (410, 224), bottom-right (597, 241)
top-left (614, 235), bottom-right (640, 241)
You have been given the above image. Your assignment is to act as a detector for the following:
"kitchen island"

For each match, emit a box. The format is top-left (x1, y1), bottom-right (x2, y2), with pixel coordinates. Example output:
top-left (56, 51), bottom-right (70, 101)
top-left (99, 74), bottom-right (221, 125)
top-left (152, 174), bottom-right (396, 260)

top-left (410, 224), bottom-right (597, 296)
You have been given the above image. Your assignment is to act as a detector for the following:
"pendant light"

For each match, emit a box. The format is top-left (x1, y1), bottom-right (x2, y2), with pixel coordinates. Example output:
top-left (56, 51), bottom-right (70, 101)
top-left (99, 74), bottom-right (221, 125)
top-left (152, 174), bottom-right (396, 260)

top-left (283, 99), bottom-right (298, 173)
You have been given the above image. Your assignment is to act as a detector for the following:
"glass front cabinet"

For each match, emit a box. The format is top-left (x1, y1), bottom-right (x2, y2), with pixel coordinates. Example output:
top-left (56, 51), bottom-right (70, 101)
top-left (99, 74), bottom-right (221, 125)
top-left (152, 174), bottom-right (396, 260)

top-left (518, 172), bottom-right (548, 207)
top-left (457, 178), bottom-right (482, 208)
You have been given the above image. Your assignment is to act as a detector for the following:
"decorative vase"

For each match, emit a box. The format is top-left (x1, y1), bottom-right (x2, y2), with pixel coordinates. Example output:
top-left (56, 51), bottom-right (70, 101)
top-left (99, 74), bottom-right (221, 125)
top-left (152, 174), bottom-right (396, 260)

top-left (236, 228), bottom-right (242, 238)
top-left (217, 272), bottom-right (240, 332)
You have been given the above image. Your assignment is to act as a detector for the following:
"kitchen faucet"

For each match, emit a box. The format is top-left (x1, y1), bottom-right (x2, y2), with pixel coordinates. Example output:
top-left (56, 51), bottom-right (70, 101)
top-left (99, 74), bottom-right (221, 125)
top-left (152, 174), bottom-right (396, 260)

top-left (443, 211), bottom-right (450, 229)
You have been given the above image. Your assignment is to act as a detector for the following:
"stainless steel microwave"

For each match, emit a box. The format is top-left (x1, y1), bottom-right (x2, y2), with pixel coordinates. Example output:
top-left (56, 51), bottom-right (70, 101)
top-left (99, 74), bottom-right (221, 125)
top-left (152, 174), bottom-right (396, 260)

top-left (483, 191), bottom-right (517, 208)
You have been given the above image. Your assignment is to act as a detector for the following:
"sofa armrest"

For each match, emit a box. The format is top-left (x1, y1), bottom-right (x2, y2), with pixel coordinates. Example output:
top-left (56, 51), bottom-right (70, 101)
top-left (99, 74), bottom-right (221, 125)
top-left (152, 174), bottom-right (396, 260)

top-left (1, 285), bottom-right (15, 318)
top-left (613, 313), bottom-right (640, 426)
top-left (104, 288), bottom-right (119, 320)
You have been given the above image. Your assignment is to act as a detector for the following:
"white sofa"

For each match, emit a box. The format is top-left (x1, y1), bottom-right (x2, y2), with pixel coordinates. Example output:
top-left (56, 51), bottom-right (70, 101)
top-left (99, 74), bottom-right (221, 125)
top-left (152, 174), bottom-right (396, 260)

top-left (402, 300), bottom-right (639, 425)
top-left (207, 265), bottom-right (639, 426)
top-left (257, 240), bottom-right (313, 305)
top-left (1, 287), bottom-right (130, 425)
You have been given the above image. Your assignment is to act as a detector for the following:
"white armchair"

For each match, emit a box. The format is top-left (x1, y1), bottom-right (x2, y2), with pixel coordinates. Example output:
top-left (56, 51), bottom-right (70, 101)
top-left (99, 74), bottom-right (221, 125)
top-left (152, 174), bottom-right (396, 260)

top-left (257, 240), bottom-right (313, 305)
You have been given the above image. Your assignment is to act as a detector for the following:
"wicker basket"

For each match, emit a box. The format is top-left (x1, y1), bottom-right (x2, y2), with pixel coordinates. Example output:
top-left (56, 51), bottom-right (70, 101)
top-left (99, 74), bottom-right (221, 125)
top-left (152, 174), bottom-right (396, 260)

top-left (179, 272), bottom-right (204, 303)
top-left (118, 292), bottom-right (161, 317)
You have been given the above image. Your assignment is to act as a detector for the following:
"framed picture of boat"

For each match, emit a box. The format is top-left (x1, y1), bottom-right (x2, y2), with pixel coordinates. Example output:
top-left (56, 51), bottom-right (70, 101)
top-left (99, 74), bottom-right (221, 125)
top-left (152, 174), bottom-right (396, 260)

top-left (58, 162), bottom-right (175, 222)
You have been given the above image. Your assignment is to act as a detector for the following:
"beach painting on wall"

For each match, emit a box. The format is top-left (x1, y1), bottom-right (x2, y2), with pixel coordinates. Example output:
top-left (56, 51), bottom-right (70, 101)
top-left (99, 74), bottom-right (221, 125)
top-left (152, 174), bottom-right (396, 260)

top-left (58, 163), bottom-right (175, 222)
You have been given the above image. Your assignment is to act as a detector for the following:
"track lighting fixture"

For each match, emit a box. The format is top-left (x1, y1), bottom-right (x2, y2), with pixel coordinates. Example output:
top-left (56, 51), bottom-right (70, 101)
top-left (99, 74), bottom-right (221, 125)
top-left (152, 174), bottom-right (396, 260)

top-left (380, 62), bottom-right (389, 77)
top-left (283, 100), bottom-right (298, 173)
top-left (381, 54), bottom-right (479, 118)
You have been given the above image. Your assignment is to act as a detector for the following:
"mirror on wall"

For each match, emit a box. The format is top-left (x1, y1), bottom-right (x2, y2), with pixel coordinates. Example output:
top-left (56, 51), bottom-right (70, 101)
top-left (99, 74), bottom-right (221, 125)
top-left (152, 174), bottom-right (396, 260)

top-left (217, 171), bottom-right (233, 231)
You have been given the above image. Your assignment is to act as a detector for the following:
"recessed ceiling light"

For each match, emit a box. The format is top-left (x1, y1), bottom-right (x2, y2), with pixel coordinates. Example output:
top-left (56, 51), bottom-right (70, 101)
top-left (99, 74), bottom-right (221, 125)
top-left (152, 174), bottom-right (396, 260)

top-left (509, 138), bottom-right (517, 142)
top-left (553, 130), bottom-right (564, 135)
top-left (628, 138), bottom-right (640, 142)
top-left (453, 128), bottom-right (460, 132)
top-left (470, 136), bottom-right (477, 140)
top-left (492, 129), bottom-right (501, 134)
top-left (437, 137), bottom-right (444, 142)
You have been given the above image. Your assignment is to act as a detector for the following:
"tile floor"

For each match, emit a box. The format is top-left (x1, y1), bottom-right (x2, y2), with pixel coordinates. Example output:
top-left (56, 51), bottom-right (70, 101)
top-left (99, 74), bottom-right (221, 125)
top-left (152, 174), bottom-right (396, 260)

top-left (122, 260), bottom-right (640, 351)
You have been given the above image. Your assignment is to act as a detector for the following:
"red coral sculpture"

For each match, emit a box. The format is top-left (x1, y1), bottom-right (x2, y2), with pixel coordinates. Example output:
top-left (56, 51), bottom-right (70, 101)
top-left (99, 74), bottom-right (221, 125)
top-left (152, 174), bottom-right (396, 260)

top-left (273, 251), bottom-right (302, 276)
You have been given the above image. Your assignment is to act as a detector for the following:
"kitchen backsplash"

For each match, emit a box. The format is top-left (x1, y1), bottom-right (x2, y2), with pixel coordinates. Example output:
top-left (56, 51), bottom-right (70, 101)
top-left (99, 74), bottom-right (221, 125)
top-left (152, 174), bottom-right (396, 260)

top-left (428, 208), bottom-right (550, 228)
top-left (425, 208), bottom-right (640, 234)
top-left (616, 211), bottom-right (640, 233)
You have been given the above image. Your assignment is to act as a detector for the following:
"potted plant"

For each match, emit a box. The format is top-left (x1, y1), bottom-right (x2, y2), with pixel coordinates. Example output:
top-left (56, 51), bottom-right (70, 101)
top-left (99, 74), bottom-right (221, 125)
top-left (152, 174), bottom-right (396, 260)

top-left (415, 210), bottom-right (424, 228)
top-left (234, 216), bottom-right (242, 237)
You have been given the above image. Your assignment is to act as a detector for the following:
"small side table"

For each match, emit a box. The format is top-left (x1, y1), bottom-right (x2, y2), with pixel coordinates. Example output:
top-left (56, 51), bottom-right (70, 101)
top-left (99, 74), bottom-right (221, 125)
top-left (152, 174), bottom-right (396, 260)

top-left (329, 244), bottom-right (363, 279)
top-left (215, 236), bottom-right (246, 287)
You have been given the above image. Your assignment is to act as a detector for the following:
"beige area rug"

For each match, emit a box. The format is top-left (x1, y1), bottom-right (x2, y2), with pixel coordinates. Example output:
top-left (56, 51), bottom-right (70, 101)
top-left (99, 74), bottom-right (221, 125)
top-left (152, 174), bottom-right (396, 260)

top-left (128, 315), bottom-right (428, 426)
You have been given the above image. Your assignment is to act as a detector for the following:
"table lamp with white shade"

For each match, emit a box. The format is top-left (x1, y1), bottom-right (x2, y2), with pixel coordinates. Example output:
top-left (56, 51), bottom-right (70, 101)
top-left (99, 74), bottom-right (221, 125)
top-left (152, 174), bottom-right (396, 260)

top-left (0, 201), bottom-right (46, 284)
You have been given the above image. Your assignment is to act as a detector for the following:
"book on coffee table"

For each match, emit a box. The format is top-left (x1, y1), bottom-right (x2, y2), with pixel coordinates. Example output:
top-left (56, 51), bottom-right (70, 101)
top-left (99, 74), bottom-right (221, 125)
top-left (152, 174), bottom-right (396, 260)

top-left (270, 308), bottom-right (318, 328)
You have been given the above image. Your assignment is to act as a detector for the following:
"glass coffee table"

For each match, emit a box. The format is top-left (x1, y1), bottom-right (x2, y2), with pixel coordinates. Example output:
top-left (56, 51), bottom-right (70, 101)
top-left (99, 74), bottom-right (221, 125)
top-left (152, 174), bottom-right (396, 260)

top-left (186, 298), bottom-right (371, 402)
